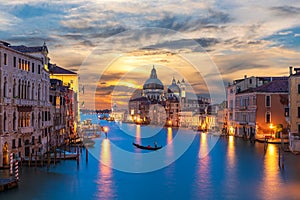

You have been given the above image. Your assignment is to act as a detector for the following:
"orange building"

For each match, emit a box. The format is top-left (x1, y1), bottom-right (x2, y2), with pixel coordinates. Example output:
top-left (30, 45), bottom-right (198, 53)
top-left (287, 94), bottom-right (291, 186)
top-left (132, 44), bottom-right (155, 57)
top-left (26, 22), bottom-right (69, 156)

top-left (235, 79), bottom-right (288, 138)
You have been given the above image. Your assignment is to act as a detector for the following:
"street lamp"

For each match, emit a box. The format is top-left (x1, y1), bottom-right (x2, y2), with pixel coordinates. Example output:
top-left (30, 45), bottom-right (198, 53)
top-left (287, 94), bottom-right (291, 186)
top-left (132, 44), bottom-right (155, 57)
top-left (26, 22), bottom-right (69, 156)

top-left (103, 126), bottom-right (109, 139)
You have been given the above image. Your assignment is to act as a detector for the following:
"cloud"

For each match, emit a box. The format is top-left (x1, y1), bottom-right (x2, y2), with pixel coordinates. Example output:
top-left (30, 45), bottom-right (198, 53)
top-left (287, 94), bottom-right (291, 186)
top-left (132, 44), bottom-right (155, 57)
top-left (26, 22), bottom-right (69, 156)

top-left (271, 6), bottom-right (300, 16)
top-left (294, 33), bottom-right (300, 37)
top-left (277, 31), bottom-right (293, 35)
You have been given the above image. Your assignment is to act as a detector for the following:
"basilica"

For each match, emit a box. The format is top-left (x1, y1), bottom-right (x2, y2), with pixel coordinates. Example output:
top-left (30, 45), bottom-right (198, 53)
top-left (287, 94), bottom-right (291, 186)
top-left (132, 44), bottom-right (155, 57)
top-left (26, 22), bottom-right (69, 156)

top-left (129, 66), bottom-right (187, 126)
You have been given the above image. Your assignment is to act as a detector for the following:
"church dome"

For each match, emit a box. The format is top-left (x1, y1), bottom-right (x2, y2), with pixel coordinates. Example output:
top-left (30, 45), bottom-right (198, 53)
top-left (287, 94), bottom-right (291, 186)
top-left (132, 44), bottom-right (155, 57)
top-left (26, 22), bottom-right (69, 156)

top-left (143, 66), bottom-right (164, 90)
top-left (168, 77), bottom-right (180, 94)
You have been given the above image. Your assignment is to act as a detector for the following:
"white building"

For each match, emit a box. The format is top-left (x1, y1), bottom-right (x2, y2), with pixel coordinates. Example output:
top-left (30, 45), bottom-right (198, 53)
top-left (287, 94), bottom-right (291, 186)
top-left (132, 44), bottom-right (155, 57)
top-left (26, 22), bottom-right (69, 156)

top-left (0, 41), bottom-right (52, 167)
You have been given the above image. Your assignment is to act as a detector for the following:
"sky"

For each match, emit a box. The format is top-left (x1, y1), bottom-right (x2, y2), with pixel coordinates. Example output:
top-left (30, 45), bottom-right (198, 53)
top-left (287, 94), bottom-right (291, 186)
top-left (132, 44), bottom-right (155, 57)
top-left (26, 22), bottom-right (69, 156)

top-left (1, 0), bottom-right (300, 109)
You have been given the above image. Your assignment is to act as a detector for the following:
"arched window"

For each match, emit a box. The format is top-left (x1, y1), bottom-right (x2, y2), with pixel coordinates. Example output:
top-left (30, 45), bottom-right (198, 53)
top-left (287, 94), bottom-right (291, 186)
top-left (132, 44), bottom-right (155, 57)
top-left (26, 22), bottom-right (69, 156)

top-left (265, 112), bottom-right (271, 123)
top-left (31, 112), bottom-right (34, 127)
top-left (3, 112), bottom-right (7, 131)
top-left (13, 79), bottom-right (16, 98)
top-left (13, 112), bottom-right (16, 131)
top-left (3, 77), bottom-right (7, 97)
top-left (38, 112), bottom-right (41, 128)
top-left (32, 83), bottom-right (35, 100)
top-left (21, 80), bottom-right (24, 99)
top-left (18, 79), bottom-right (21, 98)
top-left (27, 81), bottom-right (30, 99)
top-left (38, 84), bottom-right (41, 101)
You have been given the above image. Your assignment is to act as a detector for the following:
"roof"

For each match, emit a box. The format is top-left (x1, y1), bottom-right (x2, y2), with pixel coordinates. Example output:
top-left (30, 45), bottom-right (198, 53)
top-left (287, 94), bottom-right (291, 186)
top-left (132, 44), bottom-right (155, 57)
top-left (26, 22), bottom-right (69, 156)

top-left (129, 96), bottom-right (150, 102)
top-left (10, 45), bottom-right (48, 53)
top-left (239, 79), bottom-right (288, 94)
top-left (143, 66), bottom-right (164, 90)
top-left (49, 63), bottom-right (77, 75)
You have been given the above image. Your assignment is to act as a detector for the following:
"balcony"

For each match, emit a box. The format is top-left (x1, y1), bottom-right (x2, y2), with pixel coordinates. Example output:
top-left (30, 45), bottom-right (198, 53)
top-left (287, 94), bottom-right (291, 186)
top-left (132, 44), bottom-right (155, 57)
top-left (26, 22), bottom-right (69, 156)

top-left (238, 106), bottom-right (247, 110)
top-left (3, 97), bottom-right (11, 104)
top-left (12, 98), bottom-right (20, 104)
top-left (43, 121), bottom-right (53, 127)
top-left (18, 126), bottom-right (34, 134)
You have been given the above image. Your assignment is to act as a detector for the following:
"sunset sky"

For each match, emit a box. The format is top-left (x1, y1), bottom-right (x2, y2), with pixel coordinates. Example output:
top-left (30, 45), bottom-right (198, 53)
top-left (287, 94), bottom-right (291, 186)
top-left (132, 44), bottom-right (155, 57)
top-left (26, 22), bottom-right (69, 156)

top-left (1, 1), bottom-right (300, 109)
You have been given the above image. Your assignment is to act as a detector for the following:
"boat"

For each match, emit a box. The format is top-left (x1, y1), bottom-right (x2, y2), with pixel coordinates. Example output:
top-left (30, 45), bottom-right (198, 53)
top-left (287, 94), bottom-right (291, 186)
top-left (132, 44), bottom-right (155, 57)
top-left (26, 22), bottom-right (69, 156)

top-left (132, 142), bottom-right (162, 150)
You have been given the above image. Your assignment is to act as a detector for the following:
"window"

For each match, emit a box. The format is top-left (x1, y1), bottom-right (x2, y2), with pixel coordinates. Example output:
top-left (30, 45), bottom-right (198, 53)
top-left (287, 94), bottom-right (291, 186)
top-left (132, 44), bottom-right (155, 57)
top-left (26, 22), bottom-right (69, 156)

top-left (266, 95), bottom-right (271, 107)
top-left (249, 79), bottom-right (252, 84)
top-left (38, 65), bottom-right (41, 74)
top-left (266, 112), bottom-right (271, 123)
top-left (18, 138), bottom-right (22, 147)
top-left (32, 136), bottom-right (35, 145)
top-left (3, 112), bottom-right (7, 131)
top-left (18, 58), bottom-right (21, 69)
top-left (285, 107), bottom-right (289, 117)
top-left (298, 84), bottom-right (300, 94)
top-left (13, 56), bottom-right (16, 67)
top-left (13, 112), bottom-right (16, 131)
top-left (4, 53), bottom-right (7, 65)
top-left (12, 139), bottom-right (16, 149)
top-left (3, 77), bottom-right (7, 97)
top-left (298, 107), bottom-right (300, 118)
top-left (32, 63), bottom-right (34, 73)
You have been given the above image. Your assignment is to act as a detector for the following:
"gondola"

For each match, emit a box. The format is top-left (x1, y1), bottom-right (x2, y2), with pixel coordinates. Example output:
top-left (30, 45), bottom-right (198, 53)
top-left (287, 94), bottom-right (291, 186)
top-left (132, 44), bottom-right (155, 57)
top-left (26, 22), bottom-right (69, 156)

top-left (132, 142), bottom-right (162, 150)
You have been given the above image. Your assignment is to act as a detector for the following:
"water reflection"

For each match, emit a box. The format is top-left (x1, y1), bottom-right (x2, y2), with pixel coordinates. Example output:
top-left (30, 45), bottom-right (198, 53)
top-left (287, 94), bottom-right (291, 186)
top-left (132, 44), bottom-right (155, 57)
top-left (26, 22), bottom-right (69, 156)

top-left (199, 133), bottom-right (209, 158)
top-left (197, 133), bottom-right (211, 191)
top-left (227, 135), bottom-right (235, 169)
top-left (135, 125), bottom-right (141, 144)
top-left (166, 127), bottom-right (173, 157)
top-left (97, 139), bottom-right (114, 199)
top-left (260, 144), bottom-right (282, 198)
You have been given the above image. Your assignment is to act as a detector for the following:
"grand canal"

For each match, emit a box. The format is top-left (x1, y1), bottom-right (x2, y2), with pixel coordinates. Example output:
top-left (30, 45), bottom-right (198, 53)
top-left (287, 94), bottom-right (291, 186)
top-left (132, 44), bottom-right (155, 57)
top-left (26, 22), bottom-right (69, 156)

top-left (1, 114), bottom-right (300, 200)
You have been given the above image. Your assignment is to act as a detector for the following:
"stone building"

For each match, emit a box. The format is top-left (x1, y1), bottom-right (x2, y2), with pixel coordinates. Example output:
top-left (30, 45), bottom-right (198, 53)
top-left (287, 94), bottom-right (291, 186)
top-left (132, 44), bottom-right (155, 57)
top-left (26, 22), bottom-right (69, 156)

top-left (49, 63), bottom-right (79, 133)
top-left (49, 79), bottom-right (76, 148)
top-left (0, 41), bottom-right (52, 167)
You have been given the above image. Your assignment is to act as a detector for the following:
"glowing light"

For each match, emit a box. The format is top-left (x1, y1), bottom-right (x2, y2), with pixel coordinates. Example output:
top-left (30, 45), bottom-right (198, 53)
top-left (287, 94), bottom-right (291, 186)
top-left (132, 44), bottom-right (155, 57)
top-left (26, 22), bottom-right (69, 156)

top-left (136, 125), bottom-right (141, 144)
top-left (103, 126), bottom-right (109, 133)
top-left (97, 139), bottom-right (112, 198)
top-left (229, 126), bottom-right (234, 135)
top-left (167, 127), bottom-right (173, 144)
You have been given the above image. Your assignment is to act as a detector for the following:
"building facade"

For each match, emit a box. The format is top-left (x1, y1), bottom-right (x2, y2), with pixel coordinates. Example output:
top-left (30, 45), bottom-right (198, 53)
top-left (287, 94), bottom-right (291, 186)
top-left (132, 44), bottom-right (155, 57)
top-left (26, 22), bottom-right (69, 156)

top-left (234, 79), bottom-right (288, 138)
top-left (49, 64), bottom-right (79, 137)
top-left (227, 75), bottom-right (288, 136)
top-left (0, 41), bottom-right (52, 167)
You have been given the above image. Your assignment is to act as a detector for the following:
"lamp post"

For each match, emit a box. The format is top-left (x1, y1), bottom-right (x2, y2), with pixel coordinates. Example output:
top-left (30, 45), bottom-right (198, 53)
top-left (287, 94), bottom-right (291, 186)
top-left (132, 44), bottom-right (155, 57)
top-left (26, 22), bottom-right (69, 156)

top-left (103, 126), bottom-right (109, 139)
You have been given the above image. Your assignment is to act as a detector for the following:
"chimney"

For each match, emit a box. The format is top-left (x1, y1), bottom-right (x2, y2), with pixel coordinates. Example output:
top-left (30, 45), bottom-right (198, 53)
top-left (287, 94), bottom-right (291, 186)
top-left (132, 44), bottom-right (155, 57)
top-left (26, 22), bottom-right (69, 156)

top-left (289, 66), bottom-right (293, 76)
top-left (244, 75), bottom-right (247, 79)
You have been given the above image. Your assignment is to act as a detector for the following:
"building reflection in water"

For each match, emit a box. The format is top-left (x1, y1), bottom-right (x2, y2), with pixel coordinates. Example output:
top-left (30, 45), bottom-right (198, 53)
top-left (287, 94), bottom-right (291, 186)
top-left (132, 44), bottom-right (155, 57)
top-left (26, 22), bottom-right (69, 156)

top-left (199, 133), bottom-right (209, 159)
top-left (224, 135), bottom-right (237, 192)
top-left (227, 135), bottom-right (236, 170)
top-left (197, 133), bottom-right (211, 189)
top-left (135, 125), bottom-right (141, 144)
top-left (166, 127), bottom-right (173, 157)
top-left (164, 127), bottom-right (175, 188)
top-left (96, 139), bottom-right (114, 199)
top-left (260, 144), bottom-right (282, 198)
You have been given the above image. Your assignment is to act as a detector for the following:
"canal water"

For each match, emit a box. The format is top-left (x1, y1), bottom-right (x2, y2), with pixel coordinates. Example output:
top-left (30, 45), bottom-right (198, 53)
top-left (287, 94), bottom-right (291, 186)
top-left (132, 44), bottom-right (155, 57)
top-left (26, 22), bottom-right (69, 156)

top-left (1, 114), bottom-right (300, 200)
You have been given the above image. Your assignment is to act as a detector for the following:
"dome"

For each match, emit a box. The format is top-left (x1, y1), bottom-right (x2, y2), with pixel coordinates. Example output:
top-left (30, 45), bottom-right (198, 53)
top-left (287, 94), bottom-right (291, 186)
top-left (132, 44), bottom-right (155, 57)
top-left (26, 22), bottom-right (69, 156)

top-left (168, 78), bottom-right (180, 94)
top-left (143, 66), bottom-right (164, 90)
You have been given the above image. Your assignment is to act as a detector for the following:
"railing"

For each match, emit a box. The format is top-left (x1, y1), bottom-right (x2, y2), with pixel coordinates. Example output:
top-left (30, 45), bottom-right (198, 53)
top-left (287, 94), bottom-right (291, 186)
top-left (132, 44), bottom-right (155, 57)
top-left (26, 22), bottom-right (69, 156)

top-left (18, 126), bottom-right (34, 134)
top-left (3, 97), bottom-right (11, 104)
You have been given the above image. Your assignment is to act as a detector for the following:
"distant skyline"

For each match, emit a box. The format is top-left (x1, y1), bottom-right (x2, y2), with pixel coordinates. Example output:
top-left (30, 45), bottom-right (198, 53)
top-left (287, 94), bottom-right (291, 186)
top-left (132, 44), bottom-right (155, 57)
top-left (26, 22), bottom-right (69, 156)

top-left (1, 1), bottom-right (300, 109)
